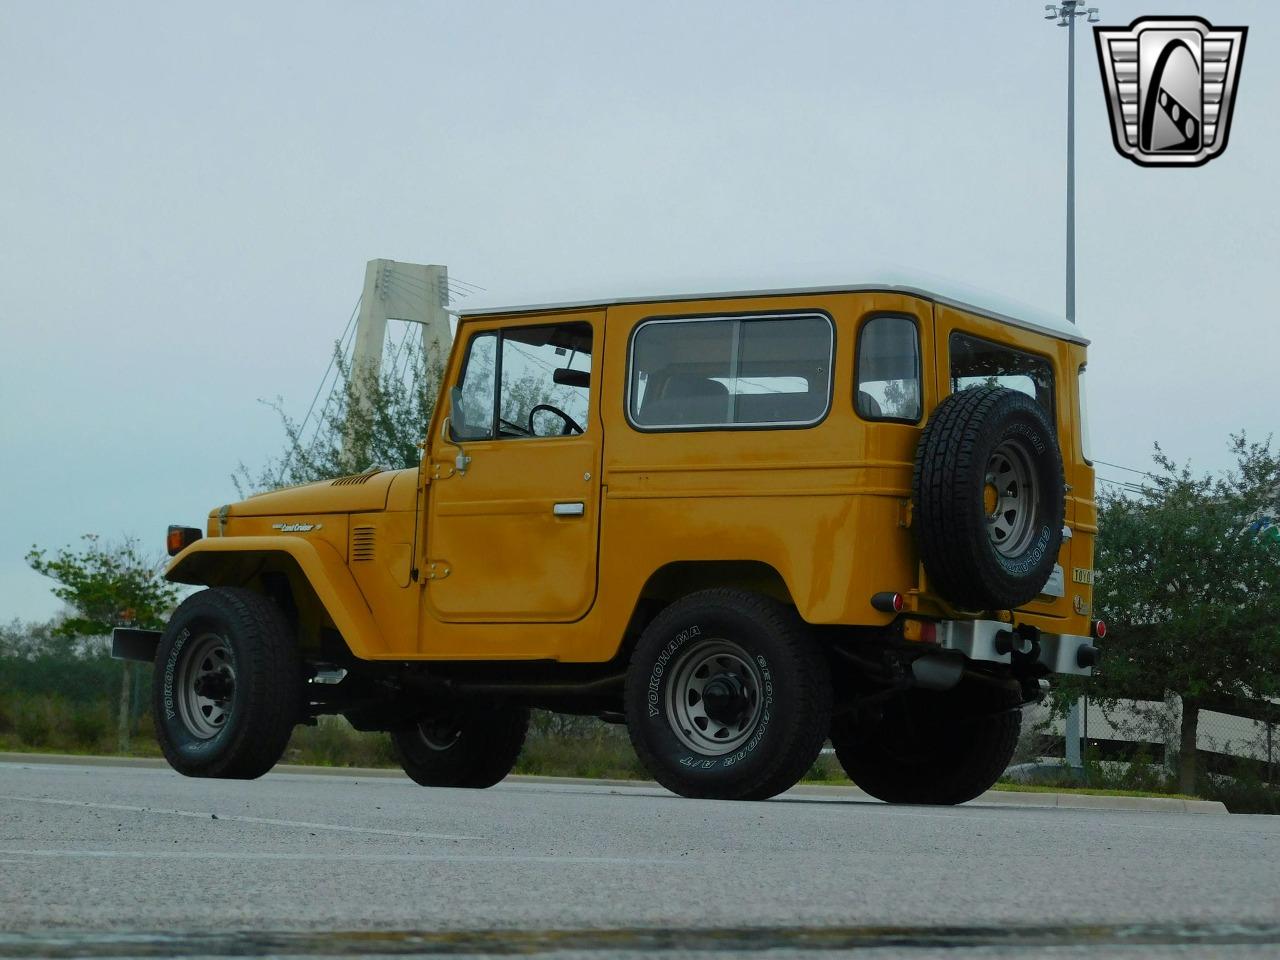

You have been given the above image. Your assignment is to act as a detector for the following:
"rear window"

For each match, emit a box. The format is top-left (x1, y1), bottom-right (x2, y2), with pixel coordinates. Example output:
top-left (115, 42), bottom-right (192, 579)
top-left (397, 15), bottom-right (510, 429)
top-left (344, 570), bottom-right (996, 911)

top-left (856, 315), bottom-right (922, 422)
top-left (950, 333), bottom-right (1055, 414)
top-left (628, 313), bottom-right (833, 430)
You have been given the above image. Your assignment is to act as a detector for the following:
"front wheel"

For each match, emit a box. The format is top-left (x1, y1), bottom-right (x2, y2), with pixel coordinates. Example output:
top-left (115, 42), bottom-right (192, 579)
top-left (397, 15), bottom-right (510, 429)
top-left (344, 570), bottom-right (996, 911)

top-left (830, 686), bottom-right (1021, 805)
top-left (152, 587), bottom-right (301, 779)
top-left (391, 699), bottom-right (530, 788)
top-left (624, 589), bottom-right (831, 801)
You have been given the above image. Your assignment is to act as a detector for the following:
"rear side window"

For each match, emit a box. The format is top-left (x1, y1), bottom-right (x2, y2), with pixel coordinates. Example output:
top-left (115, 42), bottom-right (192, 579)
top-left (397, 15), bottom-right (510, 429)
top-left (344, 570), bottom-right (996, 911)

top-left (856, 315), bottom-right (922, 422)
top-left (628, 313), bottom-right (833, 430)
top-left (950, 333), bottom-right (1055, 414)
top-left (1077, 363), bottom-right (1092, 464)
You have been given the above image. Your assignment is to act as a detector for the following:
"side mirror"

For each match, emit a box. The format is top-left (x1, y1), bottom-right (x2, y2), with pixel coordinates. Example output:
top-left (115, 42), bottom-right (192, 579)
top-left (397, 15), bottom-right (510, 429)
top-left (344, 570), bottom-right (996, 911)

top-left (440, 387), bottom-right (472, 475)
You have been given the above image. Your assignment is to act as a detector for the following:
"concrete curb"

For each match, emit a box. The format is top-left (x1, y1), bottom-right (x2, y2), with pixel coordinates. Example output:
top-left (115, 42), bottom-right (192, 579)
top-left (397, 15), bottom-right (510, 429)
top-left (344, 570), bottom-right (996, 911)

top-left (0, 751), bottom-right (1229, 814)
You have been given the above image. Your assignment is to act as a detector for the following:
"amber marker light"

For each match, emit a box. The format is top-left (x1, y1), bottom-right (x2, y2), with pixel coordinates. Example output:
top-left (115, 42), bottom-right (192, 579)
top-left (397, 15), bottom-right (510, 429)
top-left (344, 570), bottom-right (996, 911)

top-left (167, 525), bottom-right (201, 556)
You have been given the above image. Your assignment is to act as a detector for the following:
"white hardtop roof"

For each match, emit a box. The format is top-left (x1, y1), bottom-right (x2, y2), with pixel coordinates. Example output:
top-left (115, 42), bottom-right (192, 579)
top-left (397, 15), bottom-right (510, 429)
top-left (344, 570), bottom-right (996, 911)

top-left (456, 277), bottom-right (1089, 346)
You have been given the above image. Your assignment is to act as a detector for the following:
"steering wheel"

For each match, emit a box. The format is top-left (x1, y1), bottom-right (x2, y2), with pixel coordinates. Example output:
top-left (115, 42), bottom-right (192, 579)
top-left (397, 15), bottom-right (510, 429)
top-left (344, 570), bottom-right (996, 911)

top-left (528, 403), bottom-right (583, 436)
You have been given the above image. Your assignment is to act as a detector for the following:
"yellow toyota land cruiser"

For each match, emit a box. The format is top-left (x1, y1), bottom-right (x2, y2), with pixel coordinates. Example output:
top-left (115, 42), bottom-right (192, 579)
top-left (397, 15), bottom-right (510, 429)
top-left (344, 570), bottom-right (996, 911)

top-left (114, 284), bottom-right (1100, 805)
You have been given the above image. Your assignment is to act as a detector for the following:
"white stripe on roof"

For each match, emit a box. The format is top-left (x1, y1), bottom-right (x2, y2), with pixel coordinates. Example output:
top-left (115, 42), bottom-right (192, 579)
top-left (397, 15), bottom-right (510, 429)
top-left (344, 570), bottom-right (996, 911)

top-left (455, 281), bottom-right (1089, 346)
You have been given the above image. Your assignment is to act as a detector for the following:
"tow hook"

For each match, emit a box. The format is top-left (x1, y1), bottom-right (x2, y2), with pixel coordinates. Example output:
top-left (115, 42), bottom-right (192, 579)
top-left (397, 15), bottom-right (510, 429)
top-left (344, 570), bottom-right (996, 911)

top-left (994, 624), bottom-right (1041, 663)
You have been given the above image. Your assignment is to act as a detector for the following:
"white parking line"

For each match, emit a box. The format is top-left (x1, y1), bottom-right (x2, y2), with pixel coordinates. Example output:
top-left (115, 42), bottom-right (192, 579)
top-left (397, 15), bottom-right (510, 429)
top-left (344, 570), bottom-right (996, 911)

top-left (0, 849), bottom-right (685, 866)
top-left (0, 795), bottom-right (482, 842)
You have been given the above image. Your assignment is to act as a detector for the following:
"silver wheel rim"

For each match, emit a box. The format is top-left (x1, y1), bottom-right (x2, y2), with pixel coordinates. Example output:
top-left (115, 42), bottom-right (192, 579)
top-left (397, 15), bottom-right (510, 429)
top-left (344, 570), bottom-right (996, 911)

top-left (984, 439), bottom-right (1041, 557)
top-left (416, 720), bottom-right (462, 752)
top-left (176, 633), bottom-right (235, 740)
top-left (665, 638), bottom-right (764, 756)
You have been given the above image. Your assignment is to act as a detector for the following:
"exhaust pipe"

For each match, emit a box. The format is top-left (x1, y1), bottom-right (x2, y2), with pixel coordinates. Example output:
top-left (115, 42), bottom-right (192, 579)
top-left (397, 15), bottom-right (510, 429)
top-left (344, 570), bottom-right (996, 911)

top-left (910, 654), bottom-right (965, 691)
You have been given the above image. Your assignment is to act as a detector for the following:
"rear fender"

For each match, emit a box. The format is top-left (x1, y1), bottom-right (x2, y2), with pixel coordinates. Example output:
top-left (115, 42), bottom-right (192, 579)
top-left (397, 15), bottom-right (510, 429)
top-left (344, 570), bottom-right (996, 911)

top-left (165, 536), bottom-right (389, 659)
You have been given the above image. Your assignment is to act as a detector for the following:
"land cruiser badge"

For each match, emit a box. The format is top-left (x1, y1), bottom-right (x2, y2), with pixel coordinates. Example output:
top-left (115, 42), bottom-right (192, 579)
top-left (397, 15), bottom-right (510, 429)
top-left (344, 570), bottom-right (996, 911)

top-left (272, 522), bottom-right (322, 533)
top-left (1094, 16), bottom-right (1246, 167)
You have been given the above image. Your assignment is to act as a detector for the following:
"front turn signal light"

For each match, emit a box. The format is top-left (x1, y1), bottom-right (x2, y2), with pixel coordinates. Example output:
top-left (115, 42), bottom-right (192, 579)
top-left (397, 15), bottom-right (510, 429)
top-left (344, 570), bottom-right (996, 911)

top-left (167, 525), bottom-right (202, 556)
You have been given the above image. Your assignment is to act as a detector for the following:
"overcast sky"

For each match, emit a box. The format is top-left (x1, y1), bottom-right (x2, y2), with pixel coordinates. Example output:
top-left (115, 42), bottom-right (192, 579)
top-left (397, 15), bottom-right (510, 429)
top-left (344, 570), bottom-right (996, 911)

top-left (1, 1), bottom-right (1276, 623)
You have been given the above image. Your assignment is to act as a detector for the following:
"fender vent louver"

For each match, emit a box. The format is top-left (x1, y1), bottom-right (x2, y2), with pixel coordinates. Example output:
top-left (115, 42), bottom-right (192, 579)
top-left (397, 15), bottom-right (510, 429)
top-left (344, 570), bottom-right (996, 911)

top-left (351, 526), bottom-right (376, 562)
top-left (331, 467), bottom-right (384, 487)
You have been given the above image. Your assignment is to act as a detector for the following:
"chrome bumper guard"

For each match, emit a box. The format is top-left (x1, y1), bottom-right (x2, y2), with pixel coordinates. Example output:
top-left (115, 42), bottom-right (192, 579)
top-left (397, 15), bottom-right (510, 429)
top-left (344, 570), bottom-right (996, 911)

top-left (937, 619), bottom-right (1096, 676)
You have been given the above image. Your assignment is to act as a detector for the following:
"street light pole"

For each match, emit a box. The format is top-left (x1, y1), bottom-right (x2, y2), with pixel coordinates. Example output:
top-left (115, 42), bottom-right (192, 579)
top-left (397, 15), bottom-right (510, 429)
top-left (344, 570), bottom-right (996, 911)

top-left (1044, 3), bottom-right (1098, 779)
top-left (1045, 2), bottom-right (1099, 326)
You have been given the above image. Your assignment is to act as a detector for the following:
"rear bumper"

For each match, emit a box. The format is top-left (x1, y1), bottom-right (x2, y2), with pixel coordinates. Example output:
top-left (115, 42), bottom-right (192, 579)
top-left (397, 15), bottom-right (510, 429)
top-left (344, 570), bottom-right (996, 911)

top-left (111, 628), bottom-right (162, 664)
top-left (938, 619), bottom-right (1097, 676)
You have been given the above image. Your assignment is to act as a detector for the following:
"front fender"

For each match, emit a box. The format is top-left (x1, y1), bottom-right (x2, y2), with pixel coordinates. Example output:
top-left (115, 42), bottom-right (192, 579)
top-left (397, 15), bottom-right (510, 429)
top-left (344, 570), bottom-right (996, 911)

top-left (166, 536), bottom-right (390, 659)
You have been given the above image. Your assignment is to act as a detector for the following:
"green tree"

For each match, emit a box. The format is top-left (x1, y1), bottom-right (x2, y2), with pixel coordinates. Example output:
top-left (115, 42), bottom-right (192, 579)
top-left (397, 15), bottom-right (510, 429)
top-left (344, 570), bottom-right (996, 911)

top-left (25, 535), bottom-right (178, 639)
top-left (235, 333), bottom-right (571, 494)
top-left (26, 535), bottom-right (180, 752)
top-left (1081, 435), bottom-right (1280, 794)
top-left (235, 338), bottom-right (441, 495)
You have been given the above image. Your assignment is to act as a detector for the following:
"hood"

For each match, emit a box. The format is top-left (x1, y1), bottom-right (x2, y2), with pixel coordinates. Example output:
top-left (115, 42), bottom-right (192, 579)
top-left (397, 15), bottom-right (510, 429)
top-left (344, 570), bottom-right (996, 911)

top-left (216, 469), bottom-right (399, 519)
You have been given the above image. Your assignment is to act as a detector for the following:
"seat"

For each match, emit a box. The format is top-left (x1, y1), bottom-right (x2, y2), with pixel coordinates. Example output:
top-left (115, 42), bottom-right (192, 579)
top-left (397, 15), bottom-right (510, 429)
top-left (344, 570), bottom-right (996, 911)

top-left (638, 375), bottom-right (730, 426)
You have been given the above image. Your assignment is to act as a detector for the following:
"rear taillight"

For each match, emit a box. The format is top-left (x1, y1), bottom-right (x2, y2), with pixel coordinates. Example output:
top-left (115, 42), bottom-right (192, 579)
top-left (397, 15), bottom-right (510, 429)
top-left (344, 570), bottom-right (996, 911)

top-left (1092, 619), bottom-right (1107, 640)
top-left (902, 620), bottom-right (938, 644)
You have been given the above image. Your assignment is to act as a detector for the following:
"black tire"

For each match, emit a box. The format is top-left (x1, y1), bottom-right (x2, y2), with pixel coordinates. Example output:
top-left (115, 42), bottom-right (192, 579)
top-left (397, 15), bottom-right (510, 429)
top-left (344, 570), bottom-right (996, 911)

top-left (912, 385), bottom-right (1065, 610)
top-left (624, 589), bottom-right (831, 801)
top-left (152, 587), bottom-right (301, 780)
top-left (830, 686), bottom-right (1021, 805)
top-left (391, 700), bottom-right (530, 789)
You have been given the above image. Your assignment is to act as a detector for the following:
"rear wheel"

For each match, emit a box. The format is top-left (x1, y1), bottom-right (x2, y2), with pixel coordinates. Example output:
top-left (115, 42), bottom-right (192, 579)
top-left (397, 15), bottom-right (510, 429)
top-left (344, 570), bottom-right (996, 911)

top-left (391, 699), bottom-right (529, 788)
top-left (830, 686), bottom-right (1021, 805)
top-left (624, 589), bottom-right (831, 801)
top-left (152, 587), bottom-right (301, 779)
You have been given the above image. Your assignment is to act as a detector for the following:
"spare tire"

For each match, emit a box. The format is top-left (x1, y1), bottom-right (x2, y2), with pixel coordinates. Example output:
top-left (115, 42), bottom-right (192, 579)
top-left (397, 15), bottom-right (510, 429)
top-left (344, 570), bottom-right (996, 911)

top-left (912, 385), bottom-right (1064, 610)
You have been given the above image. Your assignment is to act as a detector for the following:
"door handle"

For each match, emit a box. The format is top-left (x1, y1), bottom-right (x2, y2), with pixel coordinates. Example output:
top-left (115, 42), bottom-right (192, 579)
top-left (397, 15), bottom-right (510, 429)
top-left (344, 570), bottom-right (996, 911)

top-left (553, 502), bottom-right (585, 517)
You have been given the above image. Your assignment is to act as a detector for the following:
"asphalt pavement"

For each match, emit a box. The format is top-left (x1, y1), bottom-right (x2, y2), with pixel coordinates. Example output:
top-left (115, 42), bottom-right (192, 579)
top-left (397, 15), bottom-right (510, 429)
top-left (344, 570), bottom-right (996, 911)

top-left (1, 758), bottom-right (1278, 959)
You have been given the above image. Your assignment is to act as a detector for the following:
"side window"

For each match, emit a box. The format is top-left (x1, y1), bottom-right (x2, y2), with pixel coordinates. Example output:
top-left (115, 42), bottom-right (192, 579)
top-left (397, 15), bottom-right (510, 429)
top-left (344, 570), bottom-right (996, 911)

top-left (500, 323), bottom-right (592, 437)
top-left (856, 315), bottom-right (921, 422)
top-left (950, 332), bottom-right (1054, 413)
top-left (453, 332), bottom-right (497, 439)
top-left (628, 313), bottom-right (833, 429)
top-left (1077, 363), bottom-right (1092, 465)
top-left (451, 322), bottom-right (593, 440)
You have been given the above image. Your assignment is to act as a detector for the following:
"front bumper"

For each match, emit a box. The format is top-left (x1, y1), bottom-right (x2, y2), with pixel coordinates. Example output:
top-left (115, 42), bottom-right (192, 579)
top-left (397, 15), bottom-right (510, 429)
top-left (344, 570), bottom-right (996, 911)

top-left (111, 627), bottom-right (162, 664)
top-left (938, 619), bottom-right (1097, 676)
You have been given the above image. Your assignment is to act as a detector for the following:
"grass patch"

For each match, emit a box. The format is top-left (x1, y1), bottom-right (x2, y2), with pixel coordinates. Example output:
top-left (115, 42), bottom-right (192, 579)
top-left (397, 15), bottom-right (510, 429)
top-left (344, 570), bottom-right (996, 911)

top-left (283, 716), bottom-right (398, 768)
top-left (514, 719), bottom-right (646, 780)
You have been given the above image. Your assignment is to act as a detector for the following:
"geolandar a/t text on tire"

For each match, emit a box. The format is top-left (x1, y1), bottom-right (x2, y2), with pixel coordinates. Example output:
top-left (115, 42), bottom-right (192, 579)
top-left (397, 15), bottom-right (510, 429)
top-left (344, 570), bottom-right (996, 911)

top-left (115, 282), bottom-right (1099, 803)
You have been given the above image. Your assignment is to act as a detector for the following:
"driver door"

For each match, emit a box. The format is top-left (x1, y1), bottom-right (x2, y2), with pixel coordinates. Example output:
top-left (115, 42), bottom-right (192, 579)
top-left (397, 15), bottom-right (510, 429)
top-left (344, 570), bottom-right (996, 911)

top-left (424, 312), bottom-right (603, 623)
